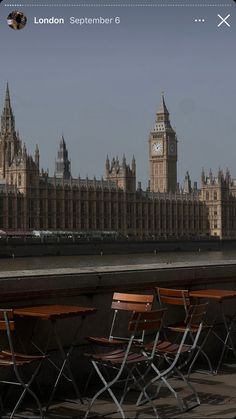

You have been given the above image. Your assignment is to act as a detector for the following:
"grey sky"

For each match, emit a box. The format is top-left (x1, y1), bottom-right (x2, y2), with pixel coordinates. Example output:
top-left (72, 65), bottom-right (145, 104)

top-left (0, 1), bottom-right (235, 188)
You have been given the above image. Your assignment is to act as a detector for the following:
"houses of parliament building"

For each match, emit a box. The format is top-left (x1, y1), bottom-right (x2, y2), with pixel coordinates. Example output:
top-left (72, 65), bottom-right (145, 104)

top-left (0, 83), bottom-right (236, 240)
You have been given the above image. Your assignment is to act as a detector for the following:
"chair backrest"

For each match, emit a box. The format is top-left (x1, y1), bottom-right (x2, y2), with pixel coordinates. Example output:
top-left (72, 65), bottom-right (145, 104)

top-left (185, 303), bottom-right (208, 328)
top-left (129, 308), bottom-right (166, 357)
top-left (156, 287), bottom-right (190, 313)
top-left (0, 309), bottom-right (15, 332)
top-left (0, 309), bottom-right (16, 369)
top-left (109, 292), bottom-right (154, 342)
top-left (129, 309), bottom-right (166, 332)
top-left (184, 303), bottom-right (208, 349)
top-left (111, 292), bottom-right (153, 312)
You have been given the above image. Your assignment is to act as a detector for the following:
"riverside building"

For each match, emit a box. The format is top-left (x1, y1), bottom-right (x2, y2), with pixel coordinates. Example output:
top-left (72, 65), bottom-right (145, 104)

top-left (0, 84), bottom-right (235, 239)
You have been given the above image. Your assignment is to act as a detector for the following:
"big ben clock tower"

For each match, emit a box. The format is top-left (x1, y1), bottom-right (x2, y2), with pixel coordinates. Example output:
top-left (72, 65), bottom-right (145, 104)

top-left (149, 93), bottom-right (177, 193)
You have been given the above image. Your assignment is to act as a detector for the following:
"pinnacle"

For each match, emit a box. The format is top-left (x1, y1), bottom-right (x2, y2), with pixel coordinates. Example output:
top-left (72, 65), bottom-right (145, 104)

top-left (158, 92), bottom-right (169, 115)
top-left (5, 82), bottom-right (11, 109)
top-left (60, 135), bottom-right (65, 146)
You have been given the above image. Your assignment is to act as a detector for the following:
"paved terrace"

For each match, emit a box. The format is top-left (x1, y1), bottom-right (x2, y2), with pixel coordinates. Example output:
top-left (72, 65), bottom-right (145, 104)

top-left (1, 260), bottom-right (236, 418)
top-left (2, 364), bottom-right (236, 418)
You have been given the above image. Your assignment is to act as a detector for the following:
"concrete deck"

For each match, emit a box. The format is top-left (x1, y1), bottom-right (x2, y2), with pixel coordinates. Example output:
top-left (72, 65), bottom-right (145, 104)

top-left (1, 259), bottom-right (236, 279)
top-left (1, 259), bottom-right (236, 304)
top-left (3, 363), bottom-right (236, 418)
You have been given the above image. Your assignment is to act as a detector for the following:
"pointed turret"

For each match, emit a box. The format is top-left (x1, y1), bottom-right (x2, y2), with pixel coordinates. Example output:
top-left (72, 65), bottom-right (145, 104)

top-left (226, 168), bottom-right (231, 184)
top-left (209, 168), bottom-right (213, 181)
top-left (153, 92), bottom-right (174, 133)
top-left (1, 83), bottom-right (15, 135)
top-left (132, 155), bottom-right (136, 173)
top-left (60, 135), bottom-right (65, 147)
top-left (201, 167), bottom-right (205, 183)
top-left (218, 167), bottom-right (223, 182)
top-left (54, 135), bottom-right (71, 179)
top-left (5, 83), bottom-right (11, 109)
top-left (35, 144), bottom-right (40, 168)
top-left (183, 171), bottom-right (192, 194)
top-left (105, 155), bottom-right (110, 175)
top-left (23, 143), bottom-right (27, 155)
top-left (122, 154), bottom-right (126, 168)
top-left (157, 92), bottom-right (169, 115)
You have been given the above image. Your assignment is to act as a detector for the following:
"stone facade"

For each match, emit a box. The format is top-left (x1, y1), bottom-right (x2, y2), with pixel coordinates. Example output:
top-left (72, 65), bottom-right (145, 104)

top-left (201, 169), bottom-right (236, 239)
top-left (0, 84), bottom-right (235, 239)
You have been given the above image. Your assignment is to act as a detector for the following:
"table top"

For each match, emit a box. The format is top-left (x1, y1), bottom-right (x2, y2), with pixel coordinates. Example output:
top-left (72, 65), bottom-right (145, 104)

top-left (189, 289), bottom-right (236, 301)
top-left (14, 304), bottom-right (97, 320)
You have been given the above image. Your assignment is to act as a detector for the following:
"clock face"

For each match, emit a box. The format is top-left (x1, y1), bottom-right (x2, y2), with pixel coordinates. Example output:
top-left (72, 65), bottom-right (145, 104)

top-left (152, 141), bottom-right (163, 155)
top-left (169, 142), bottom-right (176, 155)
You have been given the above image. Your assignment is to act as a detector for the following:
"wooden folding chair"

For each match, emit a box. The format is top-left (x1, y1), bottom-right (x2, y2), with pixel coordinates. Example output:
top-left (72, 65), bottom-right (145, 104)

top-left (138, 303), bottom-right (209, 412)
top-left (156, 287), bottom-right (212, 375)
top-left (84, 292), bottom-right (154, 394)
top-left (84, 308), bottom-right (166, 419)
top-left (0, 309), bottom-right (45, 419)
top-left (87, 292), bottom-right (154, 346)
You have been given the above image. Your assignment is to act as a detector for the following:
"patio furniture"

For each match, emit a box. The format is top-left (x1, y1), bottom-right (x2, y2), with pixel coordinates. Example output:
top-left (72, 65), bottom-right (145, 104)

top-left (87, 292), bottom-right (154, 346)
top-left (14, 304), bottom-right (96, 412)
top-left (84, 292), bottom-right (154, 394)
top-left (138, 303), bottom-right (209, 412)
top-left (189, 288), bottom-right (236, 373)
top-left (156, 287), bottom-right (212, 375)
top-left (84, 308), bottom-right (166, 419)
top-left (0, 309), bottom-right (45, 419)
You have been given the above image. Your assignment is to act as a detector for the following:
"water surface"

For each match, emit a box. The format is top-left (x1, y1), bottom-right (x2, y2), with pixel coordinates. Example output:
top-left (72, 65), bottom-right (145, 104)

top-left (1, 250), bottom-right (236, 272)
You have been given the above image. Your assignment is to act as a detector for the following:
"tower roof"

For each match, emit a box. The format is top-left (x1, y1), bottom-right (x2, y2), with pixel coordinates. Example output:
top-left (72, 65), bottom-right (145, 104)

top-left (60, 135), bottom-right (66, 147)
top-left (1, 82), bottom-right (16, 135)
top-left (157, 92), bottom-right (169, 115)
top-left (5, 82), bottom-right (11, 110)
top-left (152, 92), bottom-right (174, 133)
top-left (55, 135), bottom-right (71, 179)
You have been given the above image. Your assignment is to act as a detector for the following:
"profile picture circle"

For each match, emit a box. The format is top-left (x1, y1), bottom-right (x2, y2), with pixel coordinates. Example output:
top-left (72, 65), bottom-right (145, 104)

top-left (7, 11), bottom-right (27, 30)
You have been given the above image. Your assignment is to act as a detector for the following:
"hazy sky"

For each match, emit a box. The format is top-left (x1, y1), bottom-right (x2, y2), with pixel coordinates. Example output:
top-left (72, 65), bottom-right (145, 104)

top-left (0, 0), bottom-right (235, 188)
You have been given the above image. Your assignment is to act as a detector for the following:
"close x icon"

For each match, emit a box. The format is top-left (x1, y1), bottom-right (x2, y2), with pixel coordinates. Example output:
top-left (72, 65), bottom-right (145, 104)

top-left (217, 14), bottom-right (231, 27)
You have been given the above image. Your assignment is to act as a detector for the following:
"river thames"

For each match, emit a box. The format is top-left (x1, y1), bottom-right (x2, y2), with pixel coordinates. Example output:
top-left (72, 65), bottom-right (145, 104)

top-left (1, 250), bottom-right (236, 272)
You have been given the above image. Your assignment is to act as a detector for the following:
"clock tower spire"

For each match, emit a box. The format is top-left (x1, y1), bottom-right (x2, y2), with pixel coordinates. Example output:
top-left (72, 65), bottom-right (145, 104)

top-left (149, 93), bottom-right (177, 193)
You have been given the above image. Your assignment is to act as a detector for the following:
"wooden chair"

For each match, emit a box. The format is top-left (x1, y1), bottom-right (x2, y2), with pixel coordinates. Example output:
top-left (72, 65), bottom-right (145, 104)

top-left (84, 308), bottom-right (166, 419)
top-left (156, 286), bottom-right (212, 375)
top-left (156, 287), bottom-right (190, 314)
top-left (87, 292), bottom-right (154, 346)
top-left (0, 309), bottom-right (45, 418)
top-left (138, 303), bottom-right (209, 412)
top-left (85, 292), bottom-right (154, 394)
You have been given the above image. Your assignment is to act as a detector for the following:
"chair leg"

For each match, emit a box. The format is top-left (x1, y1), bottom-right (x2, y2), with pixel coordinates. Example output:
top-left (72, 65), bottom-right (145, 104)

top-left (119, 362), bottom-right (153, 407)
top-left (187, 345), bottom-right (213, 378)
top-left (187, 326), bottom-right (214, 377)
top-left (127, 366), bottom-right (159, 418)
top-left (0, 391), bottom-right (4, 415)
top-left (84, 360), bottom-right (126, 419)
top-left (172, 365), bottom-right (200, 408)
top-left (10, 385), bottom-right (43, 419)
top-left (137, 361), bottom-right (185, 412)
top-left (83, 355), bottom-right (113, 396)
top-left (7, 361), bottom-right (44, 419)
top-left (119, 367), bottom-right (135, 406)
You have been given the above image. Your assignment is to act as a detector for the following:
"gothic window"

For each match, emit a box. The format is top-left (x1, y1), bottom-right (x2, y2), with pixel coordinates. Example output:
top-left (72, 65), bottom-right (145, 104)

top-left (18, 174), bottom-right (21, 186)
top-left (10, 174), bottom-right (14, 184)
top-left (206, 192), bottom-right (209, 200)
top-left (214, 191), bottom-right (217, 200)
